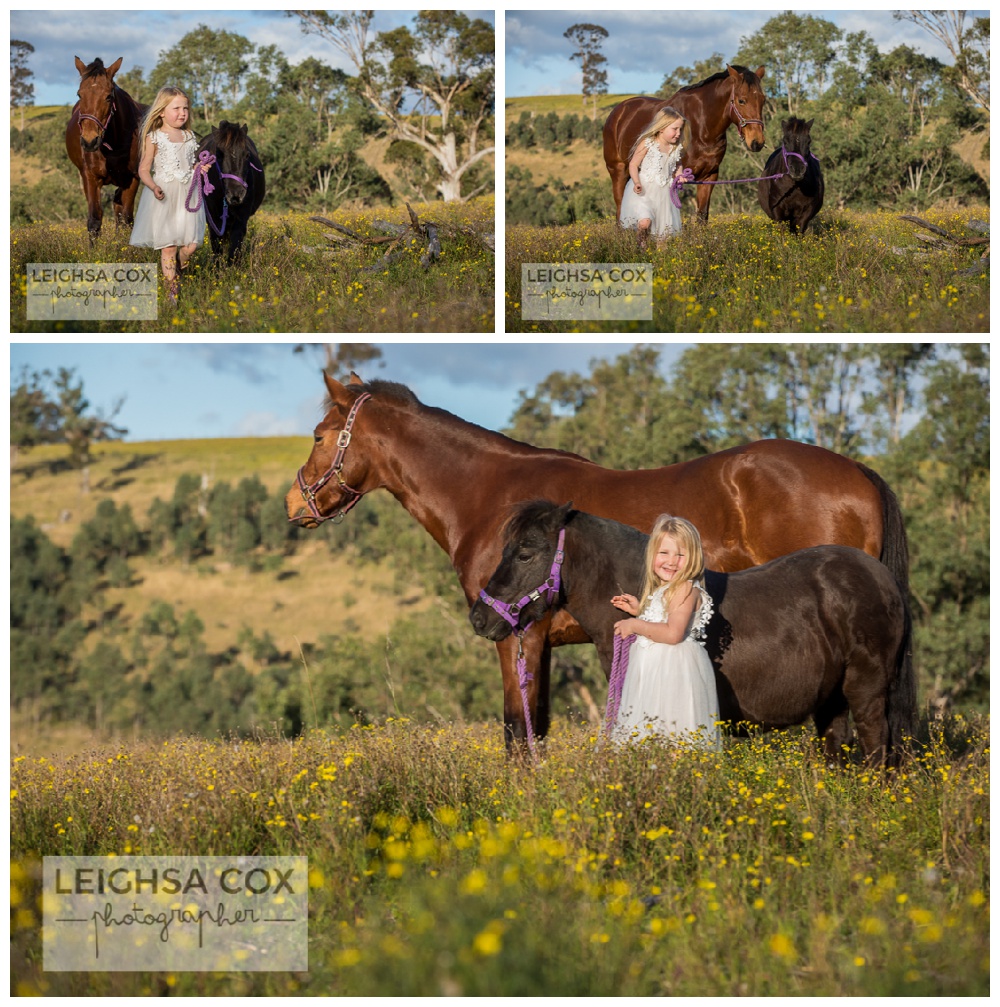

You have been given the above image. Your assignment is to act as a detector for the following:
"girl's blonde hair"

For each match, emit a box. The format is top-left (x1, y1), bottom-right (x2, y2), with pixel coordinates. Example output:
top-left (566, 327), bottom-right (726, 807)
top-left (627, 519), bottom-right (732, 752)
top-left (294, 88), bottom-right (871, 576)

top-left (138, 86), bottom-right (192, 150)
top-left (638, 514), bottom-right (705, 612)
top-left (628, 105), bottom-right (689, 161)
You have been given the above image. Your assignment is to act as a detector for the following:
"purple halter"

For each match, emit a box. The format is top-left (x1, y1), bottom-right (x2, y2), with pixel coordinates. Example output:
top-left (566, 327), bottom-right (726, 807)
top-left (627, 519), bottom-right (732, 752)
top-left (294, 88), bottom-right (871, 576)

top-left (185, 149), bottom-right (260, 236)
top-left (290, 392), bottom-right (371, 525)
top-left (479, 527), bottom-right (566, 761)
top-left (478, 528), bottom-right (566, 633)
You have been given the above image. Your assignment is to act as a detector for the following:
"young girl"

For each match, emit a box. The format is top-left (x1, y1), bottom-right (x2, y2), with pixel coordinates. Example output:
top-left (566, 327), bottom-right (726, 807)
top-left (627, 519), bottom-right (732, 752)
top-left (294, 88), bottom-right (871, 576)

top-left (618, 106), bottom-right (688, 249)
top-left (610, 515), bottom-right (721, 748)
top-left (129, 86), bottom-right (205, 303)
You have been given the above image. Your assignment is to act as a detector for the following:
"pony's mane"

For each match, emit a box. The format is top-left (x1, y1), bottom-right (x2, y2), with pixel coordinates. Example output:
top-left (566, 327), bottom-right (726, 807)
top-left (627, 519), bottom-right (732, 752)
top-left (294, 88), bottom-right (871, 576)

top-left (503, 500), bottom-right (570, 544)
top-left (782, 117), bottom-right (812, 134)
top-left (214, 121), bottom-right (247, 146)
top-left (679, 64), bottom-right (758, 92)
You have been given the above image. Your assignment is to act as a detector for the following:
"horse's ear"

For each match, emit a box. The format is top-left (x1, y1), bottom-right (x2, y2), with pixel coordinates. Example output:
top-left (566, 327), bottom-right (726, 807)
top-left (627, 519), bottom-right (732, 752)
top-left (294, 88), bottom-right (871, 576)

top-left (805, 118), bottom-right (814, 130)
top-left (107, 57), bottom-right (123, 78)
top-left (241, 123), bottom-right (249, 135)
top-left (781, 118), bottom-right (790, 131)
top-left (755, 66), bottom-right (765, 80)
top-left (347, 372), bottom-right (364, 386)
top-left (555, 501), bottom-right (574, 526)
top-left (74, 56), bottom-right (87, 76)
top-left (726, 64), bottom-right (738, 81)
top-left (323, 372), bottom-right (351, 403)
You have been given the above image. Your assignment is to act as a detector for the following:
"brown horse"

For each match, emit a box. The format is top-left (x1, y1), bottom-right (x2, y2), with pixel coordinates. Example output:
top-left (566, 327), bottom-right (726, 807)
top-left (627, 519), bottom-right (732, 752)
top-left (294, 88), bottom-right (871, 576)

top-left (66, 56), bottom-right (146, 240)
top-left (284, 374), bottom-right (909, 753)
top-left (603, 64), bottom-right (767, 223)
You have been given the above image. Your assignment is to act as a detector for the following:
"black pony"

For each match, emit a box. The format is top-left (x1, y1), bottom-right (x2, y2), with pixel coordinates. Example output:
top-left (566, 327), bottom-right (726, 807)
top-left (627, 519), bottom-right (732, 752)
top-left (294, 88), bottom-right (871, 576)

top-left (191, 121), bottom-right (265, 262)
top-left (758, 117), bottom-right (824, 234)
top-left (469, 501), bottom-right (916, 766)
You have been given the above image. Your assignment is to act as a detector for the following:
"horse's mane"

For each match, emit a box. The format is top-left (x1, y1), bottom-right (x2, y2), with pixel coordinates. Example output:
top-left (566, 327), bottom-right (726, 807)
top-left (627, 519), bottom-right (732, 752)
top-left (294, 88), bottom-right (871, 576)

top-left (678, 64), bottom-right (759, 92)
top-left (324, 378), bottom-right (419, 412)
top-left (79, 58), bottom-right (108, 80)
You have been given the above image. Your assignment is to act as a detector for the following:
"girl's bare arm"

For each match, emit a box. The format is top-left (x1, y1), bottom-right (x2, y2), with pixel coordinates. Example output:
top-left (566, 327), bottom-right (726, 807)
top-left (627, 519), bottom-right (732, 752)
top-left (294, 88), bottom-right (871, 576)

top-left (613, 583), bottom-right (697, 644)
top-left (628, 144), bottom-right (646, 193)
top-left (137, 136), bottom-right (162, 197)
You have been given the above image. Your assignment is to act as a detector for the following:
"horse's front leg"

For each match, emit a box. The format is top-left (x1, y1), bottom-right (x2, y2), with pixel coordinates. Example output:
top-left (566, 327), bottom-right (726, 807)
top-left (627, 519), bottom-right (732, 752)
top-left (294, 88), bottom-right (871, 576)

top-left (82, 174), bottom-right (104, 241)
top-left (610, 163), bottom-right (628, 222)
top-left (116, 176), bottom-right (140, 228)
top-left (695, 176), bottom-right (716, 224)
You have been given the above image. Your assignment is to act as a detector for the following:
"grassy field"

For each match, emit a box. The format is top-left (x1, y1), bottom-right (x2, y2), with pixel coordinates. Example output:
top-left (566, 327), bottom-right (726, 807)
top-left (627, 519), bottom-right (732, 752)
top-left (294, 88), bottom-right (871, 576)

top-left (505, 208), bottom-right (989, 333)
top-left (11, 198), bottom-right (495, 334)
top-left (10, 715), bottom-right (989, 995)
top-left (505, 94), bottom-right (636, 118)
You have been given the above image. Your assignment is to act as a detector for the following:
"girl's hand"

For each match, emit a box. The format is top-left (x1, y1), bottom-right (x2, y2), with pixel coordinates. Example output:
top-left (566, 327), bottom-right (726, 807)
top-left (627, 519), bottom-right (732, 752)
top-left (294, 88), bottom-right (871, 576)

top-left (614, 617), bottom-right (640, 638)
top-left (611, 593), bottom-right (639, 615)
top-left (153, 185), bottom-right (165, 200)
top-left (633, 182), bottom-right (643, 195)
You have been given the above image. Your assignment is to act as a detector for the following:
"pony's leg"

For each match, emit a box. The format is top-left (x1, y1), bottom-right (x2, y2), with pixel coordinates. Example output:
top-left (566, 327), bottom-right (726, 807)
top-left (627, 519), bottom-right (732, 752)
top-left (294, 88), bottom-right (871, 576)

top-left (844, 677), bottom-right (890, 767)
top-left (813, 688), bottom-right (852, 764)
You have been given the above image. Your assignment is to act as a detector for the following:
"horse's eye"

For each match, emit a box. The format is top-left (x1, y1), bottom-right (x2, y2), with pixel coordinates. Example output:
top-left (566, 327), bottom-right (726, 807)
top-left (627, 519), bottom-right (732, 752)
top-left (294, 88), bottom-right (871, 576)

top-left (313, 433), bottom-right (323, 445)
top-left (738, 98), bottom-right (746, 105)
top-left (517, 551), bottom-right (534, 563)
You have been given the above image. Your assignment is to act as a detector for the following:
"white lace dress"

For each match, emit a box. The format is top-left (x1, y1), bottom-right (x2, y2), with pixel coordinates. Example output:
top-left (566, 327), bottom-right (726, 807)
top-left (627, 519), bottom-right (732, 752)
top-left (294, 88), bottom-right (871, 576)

top-left (619, 138), bottom-right (683, 237)
top-left (612, 581), bottom-right (721, 748)
top-left (130, 129), bottom-right (205, 250)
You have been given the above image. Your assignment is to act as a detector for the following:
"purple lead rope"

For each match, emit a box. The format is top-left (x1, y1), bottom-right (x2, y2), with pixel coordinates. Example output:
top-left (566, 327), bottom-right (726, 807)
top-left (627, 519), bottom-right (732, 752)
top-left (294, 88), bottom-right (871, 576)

top-left (603, 632), bottom-right (635, 739)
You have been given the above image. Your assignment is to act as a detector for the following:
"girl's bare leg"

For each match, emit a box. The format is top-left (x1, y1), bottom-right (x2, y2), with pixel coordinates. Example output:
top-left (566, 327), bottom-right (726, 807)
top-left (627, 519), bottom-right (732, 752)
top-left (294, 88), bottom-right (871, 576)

top-left (637, 219), bottom-right (652, 251)
top-left (161, 245), bottom-right (179, 303)
top-left (177, 242), bottom-right (197, 270)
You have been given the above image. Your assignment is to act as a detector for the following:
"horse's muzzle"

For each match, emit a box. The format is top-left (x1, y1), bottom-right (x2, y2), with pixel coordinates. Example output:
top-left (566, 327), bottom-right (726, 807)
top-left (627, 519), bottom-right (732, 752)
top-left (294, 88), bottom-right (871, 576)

top-left (469, 601), bottom-right (513, 642)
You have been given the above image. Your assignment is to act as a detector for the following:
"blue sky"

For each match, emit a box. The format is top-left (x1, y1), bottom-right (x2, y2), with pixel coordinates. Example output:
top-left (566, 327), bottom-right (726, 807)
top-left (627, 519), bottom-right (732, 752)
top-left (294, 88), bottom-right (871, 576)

top-left (10, 9), bottom-right (495, 107)
top-left (505, 9), bottom-right (984, 97)
top-left (8, 342), bottom-right (689, 442)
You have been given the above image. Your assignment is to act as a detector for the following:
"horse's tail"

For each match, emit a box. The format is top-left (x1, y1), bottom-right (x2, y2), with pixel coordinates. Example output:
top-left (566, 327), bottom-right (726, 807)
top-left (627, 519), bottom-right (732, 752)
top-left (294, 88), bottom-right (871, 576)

top-left (858, 461), bottom-right (918, 761)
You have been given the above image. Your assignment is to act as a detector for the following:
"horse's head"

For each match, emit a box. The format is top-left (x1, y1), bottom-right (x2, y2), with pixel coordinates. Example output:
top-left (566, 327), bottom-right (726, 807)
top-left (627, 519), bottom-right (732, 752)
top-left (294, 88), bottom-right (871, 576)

top-left (727, 64), bottom-right (767, 153)
top-left (285, 373), bottom-right (376, 528)
top-left (74, 56), bottom-right (122, 152)
top-left (469, 501), bottom-right (573, 642)
top-left (780, 117), bottom-right (814, 182)
top-left (212, 121), bottom-right (253, 205)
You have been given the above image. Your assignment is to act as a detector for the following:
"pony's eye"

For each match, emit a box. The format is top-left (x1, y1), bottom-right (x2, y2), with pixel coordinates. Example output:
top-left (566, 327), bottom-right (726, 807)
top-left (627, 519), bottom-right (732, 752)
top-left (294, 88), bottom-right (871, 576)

top-left (517, 551), bottom-right (533, 563)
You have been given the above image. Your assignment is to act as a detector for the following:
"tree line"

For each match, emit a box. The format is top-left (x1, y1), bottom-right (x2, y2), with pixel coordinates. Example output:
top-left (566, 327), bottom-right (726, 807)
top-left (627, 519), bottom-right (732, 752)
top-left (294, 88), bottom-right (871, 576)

top-left (10, 11), bottom-right (494, 226)
top-left (10, 343), bottom-right (989, 740)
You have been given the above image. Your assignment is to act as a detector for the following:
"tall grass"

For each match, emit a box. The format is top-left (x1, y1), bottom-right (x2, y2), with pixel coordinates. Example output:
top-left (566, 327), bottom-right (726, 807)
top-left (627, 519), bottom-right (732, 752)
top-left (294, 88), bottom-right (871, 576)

top-left (11, 715), bottom-right (988, 995)
top-left (505, 208), bottom-right (989, 333)
top-left (11, 197), bottom-right (494, 334)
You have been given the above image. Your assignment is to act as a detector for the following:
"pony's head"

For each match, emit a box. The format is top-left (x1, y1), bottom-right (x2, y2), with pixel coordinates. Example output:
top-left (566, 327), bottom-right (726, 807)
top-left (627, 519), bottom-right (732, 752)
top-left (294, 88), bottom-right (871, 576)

top-left (780, 117), bottom-right (815, 181)
top-left (212, 121), bottom-right (254, 205)
top-left (73, 56), bottom-right (122, 152)
top-left (726, 64), bottom-right (767, 153)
